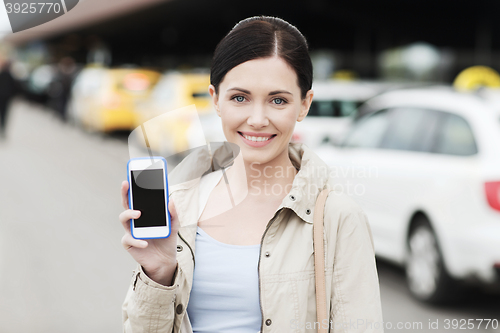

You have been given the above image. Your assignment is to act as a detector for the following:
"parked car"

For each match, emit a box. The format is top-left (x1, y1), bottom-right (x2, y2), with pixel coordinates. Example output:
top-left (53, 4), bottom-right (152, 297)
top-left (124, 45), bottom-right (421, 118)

top-left (315, 87), bottom-right (500, 303)
top-left (67, 67), bottom-right (161, 132)
top-left (132, 71), bottom-right (224, 159)
top-left (293, 80), bottom-right (404, 148)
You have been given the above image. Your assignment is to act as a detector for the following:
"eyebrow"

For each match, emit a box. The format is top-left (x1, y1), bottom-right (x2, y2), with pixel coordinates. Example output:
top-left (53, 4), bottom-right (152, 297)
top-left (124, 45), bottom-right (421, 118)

top-left (227, 87), bottom-right (293, 96)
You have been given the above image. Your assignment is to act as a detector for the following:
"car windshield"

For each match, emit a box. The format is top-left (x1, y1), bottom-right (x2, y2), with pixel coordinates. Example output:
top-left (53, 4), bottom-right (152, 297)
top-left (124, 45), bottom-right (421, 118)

top-left (308, 100), bottom-right (361, 117)
top-left (342, 109), bottom-right (391, 148)
top-left (192, 91), bottom-right (210, 99)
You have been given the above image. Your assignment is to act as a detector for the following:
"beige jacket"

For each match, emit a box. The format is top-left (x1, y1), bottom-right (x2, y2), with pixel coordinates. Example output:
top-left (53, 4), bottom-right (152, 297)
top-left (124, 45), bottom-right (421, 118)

top-left (122, 142), bottom-right (384, 333)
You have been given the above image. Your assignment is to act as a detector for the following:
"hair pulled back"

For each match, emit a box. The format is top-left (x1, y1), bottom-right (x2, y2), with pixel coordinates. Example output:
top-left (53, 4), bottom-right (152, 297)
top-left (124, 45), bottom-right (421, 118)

top-left (210, 16), bottom-right (313, 99)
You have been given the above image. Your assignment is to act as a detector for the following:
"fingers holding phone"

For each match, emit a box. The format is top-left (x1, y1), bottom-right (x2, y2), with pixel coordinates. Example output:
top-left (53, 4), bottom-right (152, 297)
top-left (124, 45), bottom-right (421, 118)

top-left (118, 201), bottom-right (179, 285)
top-left (119, 198), bottom-right (179, 253)
top-left (120, 180), bottom-right (179, 230)
top-left (118, 157), bottom-right (180, 285)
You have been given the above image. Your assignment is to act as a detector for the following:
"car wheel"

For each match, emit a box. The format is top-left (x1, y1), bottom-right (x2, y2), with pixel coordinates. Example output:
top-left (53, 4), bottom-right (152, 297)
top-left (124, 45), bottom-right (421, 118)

top-left (406, 217), bottom-right (457, 303)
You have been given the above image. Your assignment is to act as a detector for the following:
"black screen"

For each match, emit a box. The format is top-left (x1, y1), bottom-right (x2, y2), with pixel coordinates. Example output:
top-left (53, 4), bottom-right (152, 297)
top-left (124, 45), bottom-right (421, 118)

top-left (130, 169), bottom-right (167, 228)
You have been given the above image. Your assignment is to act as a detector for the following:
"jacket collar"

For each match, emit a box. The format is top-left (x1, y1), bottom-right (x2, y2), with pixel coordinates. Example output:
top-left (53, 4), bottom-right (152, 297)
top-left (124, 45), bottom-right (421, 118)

top-left (168, 142), bottom-right (331, 229)
top-left (279, 142), bottom-right (330, 224)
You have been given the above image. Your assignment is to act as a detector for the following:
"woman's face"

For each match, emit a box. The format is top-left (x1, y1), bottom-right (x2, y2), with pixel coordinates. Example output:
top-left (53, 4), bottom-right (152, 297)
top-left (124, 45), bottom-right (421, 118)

top-left (209, 56), bottom-right (313, 165)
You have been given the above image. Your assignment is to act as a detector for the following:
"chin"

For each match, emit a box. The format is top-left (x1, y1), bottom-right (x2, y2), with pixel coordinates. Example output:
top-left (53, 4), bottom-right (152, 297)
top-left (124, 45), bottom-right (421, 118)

top-left (242, 147), bottom-right (281, 165)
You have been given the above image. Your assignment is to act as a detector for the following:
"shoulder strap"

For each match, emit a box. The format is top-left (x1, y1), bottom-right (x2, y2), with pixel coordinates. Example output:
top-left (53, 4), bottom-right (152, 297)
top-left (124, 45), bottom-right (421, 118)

top-left (313, 188), bottom-right (331, 333)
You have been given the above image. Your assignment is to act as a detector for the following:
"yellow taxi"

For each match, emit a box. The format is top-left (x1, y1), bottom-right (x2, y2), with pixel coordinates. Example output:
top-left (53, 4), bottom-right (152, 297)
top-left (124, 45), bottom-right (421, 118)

top-left (68, 67), bottom-right (161, 132)
top-left (133, 71), bottom-right (220, 158)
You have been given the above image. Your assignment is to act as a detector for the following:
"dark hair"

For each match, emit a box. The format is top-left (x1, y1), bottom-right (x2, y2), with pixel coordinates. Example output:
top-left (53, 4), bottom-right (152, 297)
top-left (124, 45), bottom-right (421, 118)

top-left (210, 16), bottom-right (313, 99)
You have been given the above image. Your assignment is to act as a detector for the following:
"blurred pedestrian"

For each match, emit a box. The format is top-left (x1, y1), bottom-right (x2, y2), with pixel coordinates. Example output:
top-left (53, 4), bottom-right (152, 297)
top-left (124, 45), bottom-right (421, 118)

top-left (51, 56), bottom-right (78, 122)
top-left (86, 35), bottom-right (112, 67)
top-left (0, 56), bottom-right (17, 139)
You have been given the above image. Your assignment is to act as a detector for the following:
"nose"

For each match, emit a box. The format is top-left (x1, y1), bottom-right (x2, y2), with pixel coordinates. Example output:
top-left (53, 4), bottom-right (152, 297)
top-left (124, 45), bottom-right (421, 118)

top-left (246, 104), bottom-right (269, 128)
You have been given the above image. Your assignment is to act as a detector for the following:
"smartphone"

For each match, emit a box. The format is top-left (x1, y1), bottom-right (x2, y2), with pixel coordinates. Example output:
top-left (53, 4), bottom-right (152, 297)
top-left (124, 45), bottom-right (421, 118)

top-left (127, 156), bottom-right (171, 239)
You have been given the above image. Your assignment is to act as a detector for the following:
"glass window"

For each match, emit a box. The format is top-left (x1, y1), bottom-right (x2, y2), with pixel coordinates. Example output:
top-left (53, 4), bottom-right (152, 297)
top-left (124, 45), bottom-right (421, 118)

top-left (381, 108), bottom-right (430, 151)
top-left (342, 109), bottom-right (391, 148)
top-left (434, 113), bottom-right (477, 156)
top-left (411, 109), bottom-right (441, 153)
top-left (192, 91), bottom-right (210, 98)
top-left (308, 100), bottom-right (362, 117)
top-left (308, 101), bottom-right (335, 117)
top-left (338, 101), bottom-right (360, 117)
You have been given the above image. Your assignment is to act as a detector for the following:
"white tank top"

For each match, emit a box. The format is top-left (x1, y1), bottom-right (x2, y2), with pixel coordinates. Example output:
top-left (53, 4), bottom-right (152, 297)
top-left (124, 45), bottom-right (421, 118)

top-left (186, 169), bottom-right (262, 332)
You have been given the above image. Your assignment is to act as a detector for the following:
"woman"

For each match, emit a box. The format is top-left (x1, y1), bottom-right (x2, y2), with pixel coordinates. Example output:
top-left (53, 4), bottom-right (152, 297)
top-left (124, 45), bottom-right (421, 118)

top-left (120, 16), bottom-right (384, 332)
top-left (0, 57), bottom-right (17, 139)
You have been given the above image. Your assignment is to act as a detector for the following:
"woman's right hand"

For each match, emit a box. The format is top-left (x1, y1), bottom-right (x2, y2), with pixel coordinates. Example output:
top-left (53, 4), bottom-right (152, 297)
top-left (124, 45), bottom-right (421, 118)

top-left (119, 180), bottom-right (180, 286)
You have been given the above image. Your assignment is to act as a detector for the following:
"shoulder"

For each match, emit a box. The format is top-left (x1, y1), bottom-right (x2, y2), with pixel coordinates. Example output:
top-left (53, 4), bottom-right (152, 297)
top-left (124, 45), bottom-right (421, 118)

top-left (324, 189), bottom-right (365, 222)
top-left (323, 188), bottom-right (370, 236)
top-left (322, 189), bottom-right (375, 253)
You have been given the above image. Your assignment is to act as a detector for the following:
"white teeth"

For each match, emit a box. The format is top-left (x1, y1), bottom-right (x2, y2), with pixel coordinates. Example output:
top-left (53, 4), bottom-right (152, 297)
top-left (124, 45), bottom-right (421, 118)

top-left (242, 134), bottom-right (271, 142)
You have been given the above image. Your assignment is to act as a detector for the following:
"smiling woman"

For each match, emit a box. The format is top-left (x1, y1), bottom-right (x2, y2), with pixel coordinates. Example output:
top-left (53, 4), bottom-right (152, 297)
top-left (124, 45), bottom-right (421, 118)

top-left (120, 15), bottom-right (384, 333)
top-left (210, 56), bottom-right (312, 165)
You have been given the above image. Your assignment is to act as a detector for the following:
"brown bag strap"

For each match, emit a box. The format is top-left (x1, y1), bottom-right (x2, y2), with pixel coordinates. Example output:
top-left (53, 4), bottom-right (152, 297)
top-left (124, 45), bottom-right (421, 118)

top-left (313, 188), bottom-right (331, 333)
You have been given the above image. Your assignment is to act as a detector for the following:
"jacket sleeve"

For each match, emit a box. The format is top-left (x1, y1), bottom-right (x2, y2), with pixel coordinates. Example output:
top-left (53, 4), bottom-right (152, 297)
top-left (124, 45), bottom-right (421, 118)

top-left (326, 196), bottom-right (384, 333)
top-left (122, 263), bottom-right (181, 333)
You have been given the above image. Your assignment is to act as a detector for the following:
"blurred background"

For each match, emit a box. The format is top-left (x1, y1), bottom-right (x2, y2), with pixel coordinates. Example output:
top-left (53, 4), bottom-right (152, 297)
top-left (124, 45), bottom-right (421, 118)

top-left (0, 0), bottom-right (499, 331)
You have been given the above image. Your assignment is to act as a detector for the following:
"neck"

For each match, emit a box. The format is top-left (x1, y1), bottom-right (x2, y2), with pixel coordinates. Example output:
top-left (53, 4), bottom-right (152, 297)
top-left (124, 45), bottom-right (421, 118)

top-left (223, 146), bottom-right (298, 200)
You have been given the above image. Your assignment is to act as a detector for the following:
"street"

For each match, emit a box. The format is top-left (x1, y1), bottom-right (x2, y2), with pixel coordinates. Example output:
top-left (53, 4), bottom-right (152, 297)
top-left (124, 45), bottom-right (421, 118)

top-left (0, 100), bottom-right (498, 332)
top-left (0, 100), bottom-right (134, 332)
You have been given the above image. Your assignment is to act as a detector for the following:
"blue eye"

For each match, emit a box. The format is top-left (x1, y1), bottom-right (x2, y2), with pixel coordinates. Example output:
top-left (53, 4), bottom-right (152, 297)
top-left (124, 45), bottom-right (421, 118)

top-left (273, 98), bottom-right (286, 105)
top-left (234, 96), bottom-right (245, 102)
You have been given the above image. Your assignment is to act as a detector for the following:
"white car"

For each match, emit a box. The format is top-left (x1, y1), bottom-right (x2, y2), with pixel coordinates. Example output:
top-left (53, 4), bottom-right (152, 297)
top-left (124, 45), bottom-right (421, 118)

top-left (66, 67), bottom-right (107, 127)
top-left (293, 80), bottom-right (407, 148)
top-left (315, 87), bottom-right (500, 303)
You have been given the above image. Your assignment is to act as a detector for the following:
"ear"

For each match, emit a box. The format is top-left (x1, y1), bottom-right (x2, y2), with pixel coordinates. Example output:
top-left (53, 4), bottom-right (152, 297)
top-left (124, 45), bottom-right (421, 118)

top-left (297, 89), bottom-right (314, 122)
top-left (209, 84), bottom-right (220, 117)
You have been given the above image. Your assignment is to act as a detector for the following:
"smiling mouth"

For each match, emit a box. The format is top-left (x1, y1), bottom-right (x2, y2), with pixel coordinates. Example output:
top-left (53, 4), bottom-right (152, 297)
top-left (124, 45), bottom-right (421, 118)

top-left (238, 132), bottom-right (277, 142)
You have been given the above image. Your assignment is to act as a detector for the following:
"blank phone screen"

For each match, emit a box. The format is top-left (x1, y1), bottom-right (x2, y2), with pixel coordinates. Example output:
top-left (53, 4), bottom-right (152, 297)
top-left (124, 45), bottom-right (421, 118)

top-left (130, 169), bottom-right (167, 228)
